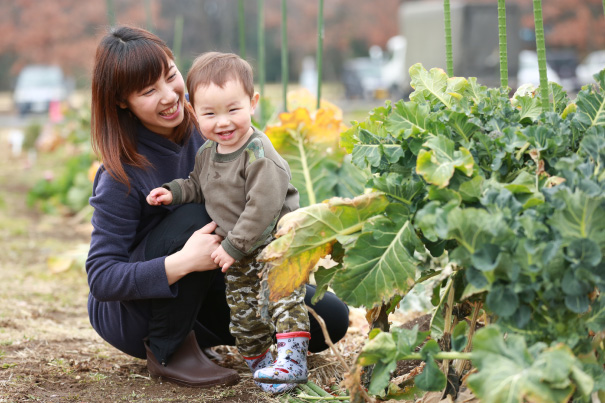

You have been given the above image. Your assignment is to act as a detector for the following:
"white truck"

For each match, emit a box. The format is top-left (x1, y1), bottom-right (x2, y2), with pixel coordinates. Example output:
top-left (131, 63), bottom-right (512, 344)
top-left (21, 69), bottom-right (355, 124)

top-left (381, 1), bottom-right (522, 98)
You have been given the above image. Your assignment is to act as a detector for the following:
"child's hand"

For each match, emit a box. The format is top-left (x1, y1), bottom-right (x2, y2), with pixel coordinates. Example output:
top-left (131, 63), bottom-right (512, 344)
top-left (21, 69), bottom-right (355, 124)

top-left (211, 245), bottom-right (235, 273)
top-left (146, 187), bottom-right (173, 206)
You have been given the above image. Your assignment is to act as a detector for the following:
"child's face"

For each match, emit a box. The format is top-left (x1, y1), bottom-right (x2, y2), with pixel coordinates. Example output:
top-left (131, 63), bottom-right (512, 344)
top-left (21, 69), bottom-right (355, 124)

top-left (193, 79), bottom-right (259, 153)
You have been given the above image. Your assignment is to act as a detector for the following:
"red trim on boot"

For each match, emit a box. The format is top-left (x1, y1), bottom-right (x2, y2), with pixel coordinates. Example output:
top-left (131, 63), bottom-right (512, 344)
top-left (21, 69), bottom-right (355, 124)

top-left (276, 331), bottom-right (311, 340)
top-left (241, 348), bottom-right (271, 360)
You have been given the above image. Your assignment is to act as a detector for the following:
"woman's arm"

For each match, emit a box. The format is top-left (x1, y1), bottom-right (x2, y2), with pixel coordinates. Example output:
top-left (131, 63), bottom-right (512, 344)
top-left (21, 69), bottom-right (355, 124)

top-left (86, 169), bottom-right (219, 301)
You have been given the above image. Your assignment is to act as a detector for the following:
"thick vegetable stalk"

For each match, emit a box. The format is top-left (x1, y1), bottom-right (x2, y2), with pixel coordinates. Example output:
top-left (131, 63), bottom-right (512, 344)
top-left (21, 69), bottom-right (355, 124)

top-left (532, 0), bottom-right (550, 112)
top-left (497, 0), bottom-right (508, 89)
top-left (443, 0), bottom-right (453, 77)
top-left (105, 0), bottom-right (115, 25)
top-left (258, 0), bottom-right (265, 100)
top-left (316, 0), bottom-right (324, 110)
top-left (173, 15), bottom-right (183, 69)
top-left (282, 0), bottom-right (288, 112)
top-left (238, 0), bottom-right (245, 59)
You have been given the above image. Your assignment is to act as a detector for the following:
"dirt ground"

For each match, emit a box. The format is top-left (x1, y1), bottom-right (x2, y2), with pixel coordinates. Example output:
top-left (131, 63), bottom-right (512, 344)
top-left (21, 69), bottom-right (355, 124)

top-left (0, 125), bottom-right (431, 403)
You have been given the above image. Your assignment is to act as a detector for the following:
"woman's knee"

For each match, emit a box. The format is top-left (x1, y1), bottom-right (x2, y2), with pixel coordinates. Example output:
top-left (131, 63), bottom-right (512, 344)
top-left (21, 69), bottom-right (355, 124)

top-left (305, 285), bottom-right (349, 352)
top-left (145, 204), bottom-right (211, 259)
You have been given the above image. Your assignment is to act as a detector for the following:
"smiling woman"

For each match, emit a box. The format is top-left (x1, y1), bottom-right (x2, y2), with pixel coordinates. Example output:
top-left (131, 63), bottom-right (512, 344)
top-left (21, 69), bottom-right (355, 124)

top-left (85, 25), bottom-right (350, 391)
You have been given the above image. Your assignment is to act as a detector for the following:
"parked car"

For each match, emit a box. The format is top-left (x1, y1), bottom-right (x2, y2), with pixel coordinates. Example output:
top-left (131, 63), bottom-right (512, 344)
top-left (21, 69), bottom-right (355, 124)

top-left (576, 50), bottom-right (605, 88)
top-left (342, 57), bottom-right (387, 100)
top-left (517, 50), bottom-right (561, 88)
top-left (13, 65), bottom-right (68, 115)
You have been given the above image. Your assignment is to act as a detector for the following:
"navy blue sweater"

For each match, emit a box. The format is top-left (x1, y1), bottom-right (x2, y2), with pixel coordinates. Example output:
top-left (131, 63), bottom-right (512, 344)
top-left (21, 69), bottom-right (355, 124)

top-left (86, 123), bottom-right (204, 356)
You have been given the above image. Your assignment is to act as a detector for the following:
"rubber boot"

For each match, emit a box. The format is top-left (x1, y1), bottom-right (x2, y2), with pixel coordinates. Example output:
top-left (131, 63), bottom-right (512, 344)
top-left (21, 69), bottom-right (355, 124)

top-left (243, 349), bottom-right (297, 394)
top-left (254, 332), bottom-right (310, 384)
top-left (145, 331), bottom-right (240, 388)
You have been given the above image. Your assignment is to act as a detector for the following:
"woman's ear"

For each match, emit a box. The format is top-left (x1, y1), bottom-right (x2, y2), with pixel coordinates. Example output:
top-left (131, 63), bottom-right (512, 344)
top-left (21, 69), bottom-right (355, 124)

top-left (117, 100), bottom-right (128, 109)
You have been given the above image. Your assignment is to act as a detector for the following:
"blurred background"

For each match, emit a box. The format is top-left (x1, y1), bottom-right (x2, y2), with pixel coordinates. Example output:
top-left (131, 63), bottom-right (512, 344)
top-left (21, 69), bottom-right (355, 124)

top-left (0, 0), bottom-right (603, 216)
top-left (0, 0), bottom-right (603, 120)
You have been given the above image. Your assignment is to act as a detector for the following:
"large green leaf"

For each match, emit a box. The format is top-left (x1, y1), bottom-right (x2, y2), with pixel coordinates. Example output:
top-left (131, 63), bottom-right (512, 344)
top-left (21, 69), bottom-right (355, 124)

top-left (259, 192), bottom-right (389, 301)
top-left (416, 135), bottom-right (474, 188)
top-left (468, 327), bottom-right (591, 402)
top-left (548, 188), bottom-right (605, 246)
top-left (447, 207), bottom-right (513, 255)
top-left (351, 129), bottom-right (404, 170)
top-left (444, 110), bottom-right (481, 143)
top-left (331, 204), bottom-right (425, 308)
top-left (408, 63), bottom-right (468, 108)
top-left (368, 172), bottom-right (424, 206)
top-left (574, 70), bottom-right (605, 130)
top-left (358, 326), bottom-right (429, 395)
top-left (384, 100), bottom-right (432, 139)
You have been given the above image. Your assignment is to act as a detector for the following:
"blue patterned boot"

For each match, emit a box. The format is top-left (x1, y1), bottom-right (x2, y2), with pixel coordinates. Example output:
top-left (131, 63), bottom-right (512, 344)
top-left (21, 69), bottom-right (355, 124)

top-left (253, 332), bottom-right (310, 384)
top-left (243, 349), bottom-right (296, 394)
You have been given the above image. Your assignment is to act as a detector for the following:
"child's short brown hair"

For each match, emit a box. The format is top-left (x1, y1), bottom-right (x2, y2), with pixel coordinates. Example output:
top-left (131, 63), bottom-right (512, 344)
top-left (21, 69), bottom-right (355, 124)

top-left (186, 52), bottom-right (255, 107)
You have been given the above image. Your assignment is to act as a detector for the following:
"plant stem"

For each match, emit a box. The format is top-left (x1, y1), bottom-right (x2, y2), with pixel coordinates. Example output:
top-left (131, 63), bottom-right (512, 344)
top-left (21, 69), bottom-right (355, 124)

top-left (296, 131), bottom-right (317, 205)
top-left (497, 0), bottom-right (508, 89)
top-left (281, 0), bottom-right (288, 112)
top-left (532, 0), bottom-right (550, 112)
top-left (173, 15), bottom-right (184, 69)
top-left (443, 0), bottom-right (453, 77)
top-left (441, 282), bottom-right (456, 379)
top-left (258, 0), bottom-right (265, 100)
top-left (306, 306), bottom-right (375, 403)
top-left (455, 301), bottom-right (482, 375)
top-left (144, 0), bottom-right (154, 32)
top-left (105, 0), bottom-right (115, 26)
top-left (297, 396), bottom-right (351, 401)
top-left (238, 0), bottom-right (246, 59)
top-left (316, 0), bottom-right (324, 110)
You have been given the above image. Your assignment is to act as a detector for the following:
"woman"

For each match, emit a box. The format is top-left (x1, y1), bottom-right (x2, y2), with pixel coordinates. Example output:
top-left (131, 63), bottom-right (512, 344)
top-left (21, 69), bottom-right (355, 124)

top-left (86, 25), bottom-right (350, 388)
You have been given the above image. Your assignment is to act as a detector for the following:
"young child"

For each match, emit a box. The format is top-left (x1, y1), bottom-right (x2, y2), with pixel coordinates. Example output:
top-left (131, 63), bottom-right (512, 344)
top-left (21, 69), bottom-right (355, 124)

top-left (146, 52), bottom-right (310, 394)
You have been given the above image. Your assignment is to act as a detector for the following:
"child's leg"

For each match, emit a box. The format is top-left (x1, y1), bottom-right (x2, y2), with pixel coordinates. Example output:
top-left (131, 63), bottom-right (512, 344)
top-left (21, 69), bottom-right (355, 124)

top-left (224, 256), bottom-right (274, 358)
top-left (254, 284), bottom-right (311, 384)
top-left (270, 284), bottom-right (310, 335)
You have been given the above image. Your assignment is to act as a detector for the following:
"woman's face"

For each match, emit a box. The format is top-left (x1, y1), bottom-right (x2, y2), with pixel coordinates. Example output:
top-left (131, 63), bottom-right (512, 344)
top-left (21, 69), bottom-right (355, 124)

top-left (120, 62), bottom-right (185, 137)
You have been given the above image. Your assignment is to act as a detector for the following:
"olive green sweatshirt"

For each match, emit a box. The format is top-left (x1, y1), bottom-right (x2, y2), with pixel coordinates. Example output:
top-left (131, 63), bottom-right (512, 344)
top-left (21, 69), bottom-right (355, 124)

top-left (164, 129), bottom-right (299, 261)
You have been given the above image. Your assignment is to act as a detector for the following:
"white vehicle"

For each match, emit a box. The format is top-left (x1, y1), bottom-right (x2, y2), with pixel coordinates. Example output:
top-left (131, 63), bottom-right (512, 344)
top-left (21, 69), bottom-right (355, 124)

top-left (576, 50), bottom-right (605, 88)
top-left (517, 50), bottom-right (561, 87)
top-left (13, 65), bottom-right (68, 115)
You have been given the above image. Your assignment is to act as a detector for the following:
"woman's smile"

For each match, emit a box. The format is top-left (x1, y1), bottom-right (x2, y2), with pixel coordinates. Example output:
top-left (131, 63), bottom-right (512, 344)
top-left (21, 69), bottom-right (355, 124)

top-left (159, 102), bottom-right (180, 118)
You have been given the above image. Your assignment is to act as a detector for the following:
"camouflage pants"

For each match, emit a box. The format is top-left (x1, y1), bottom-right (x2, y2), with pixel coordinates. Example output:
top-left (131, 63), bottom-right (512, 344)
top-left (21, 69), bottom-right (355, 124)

top-left (224, 252), bottom-right (309, 357)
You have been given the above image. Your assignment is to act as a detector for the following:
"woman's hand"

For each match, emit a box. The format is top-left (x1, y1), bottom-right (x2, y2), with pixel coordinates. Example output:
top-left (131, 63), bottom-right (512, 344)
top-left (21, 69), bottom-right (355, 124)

top-left (164, 221), bottom-right (222, 285)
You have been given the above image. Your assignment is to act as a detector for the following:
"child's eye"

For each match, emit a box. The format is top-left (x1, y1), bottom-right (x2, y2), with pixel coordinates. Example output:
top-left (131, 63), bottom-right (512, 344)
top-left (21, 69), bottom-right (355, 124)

top-left (168, 73), bottom-right (177, 80)
top-left (142, 88), bottom-right (154, 96)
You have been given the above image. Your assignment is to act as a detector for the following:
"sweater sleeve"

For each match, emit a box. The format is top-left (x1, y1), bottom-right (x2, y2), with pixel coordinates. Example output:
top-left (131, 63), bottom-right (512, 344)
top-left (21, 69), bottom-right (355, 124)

top-left (86, 169), bottom-right (176, 302)
top-left (221, 158), bottom-right (290, 260)
top-left (163, 148), bottom-right (205, 205)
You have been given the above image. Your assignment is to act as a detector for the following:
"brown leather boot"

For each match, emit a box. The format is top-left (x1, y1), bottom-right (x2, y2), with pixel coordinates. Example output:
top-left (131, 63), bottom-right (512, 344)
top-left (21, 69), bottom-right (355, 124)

top-left (145, 331), bottom-right (240, 388)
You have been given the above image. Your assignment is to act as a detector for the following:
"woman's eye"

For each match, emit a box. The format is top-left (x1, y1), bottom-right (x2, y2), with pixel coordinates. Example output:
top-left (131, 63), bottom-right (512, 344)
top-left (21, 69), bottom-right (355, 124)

top-left (168, 73), bottom-right (177, 80)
